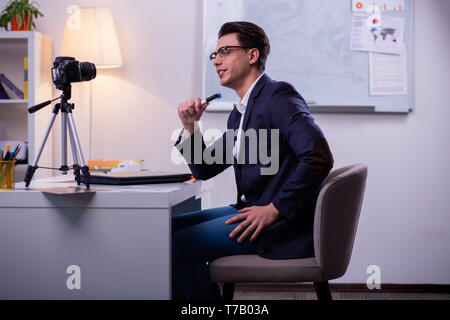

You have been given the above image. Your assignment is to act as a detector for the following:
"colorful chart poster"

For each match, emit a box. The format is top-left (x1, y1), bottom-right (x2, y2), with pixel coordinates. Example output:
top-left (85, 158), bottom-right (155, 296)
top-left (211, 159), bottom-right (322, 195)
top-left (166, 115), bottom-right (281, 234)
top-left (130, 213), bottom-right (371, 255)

top-left (350, 14), bottom-right (405, 55)
top-left (352, 0), bottom-right (405, 12)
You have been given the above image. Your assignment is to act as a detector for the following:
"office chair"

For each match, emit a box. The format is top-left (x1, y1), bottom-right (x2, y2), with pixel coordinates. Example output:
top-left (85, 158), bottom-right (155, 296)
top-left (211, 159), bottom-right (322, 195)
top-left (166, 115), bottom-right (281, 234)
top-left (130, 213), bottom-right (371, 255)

top-left (209, 163), bottom-right (368, 300)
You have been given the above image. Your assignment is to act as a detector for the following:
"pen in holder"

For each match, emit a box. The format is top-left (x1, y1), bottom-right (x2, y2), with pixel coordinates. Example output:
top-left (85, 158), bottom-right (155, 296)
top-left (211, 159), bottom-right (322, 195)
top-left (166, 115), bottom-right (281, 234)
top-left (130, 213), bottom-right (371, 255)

top-left (0, 160), bottom-right (15, 190)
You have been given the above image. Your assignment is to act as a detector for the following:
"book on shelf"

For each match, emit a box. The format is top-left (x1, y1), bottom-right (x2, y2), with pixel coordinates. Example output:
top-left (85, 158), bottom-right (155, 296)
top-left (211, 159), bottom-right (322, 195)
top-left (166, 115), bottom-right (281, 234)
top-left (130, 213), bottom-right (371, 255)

top-left (0, 82), bottom-right (9, 99)
top-left (24, 58), bottom-right (29, 100)
top-left (0, 73), bottom-right (24, 99)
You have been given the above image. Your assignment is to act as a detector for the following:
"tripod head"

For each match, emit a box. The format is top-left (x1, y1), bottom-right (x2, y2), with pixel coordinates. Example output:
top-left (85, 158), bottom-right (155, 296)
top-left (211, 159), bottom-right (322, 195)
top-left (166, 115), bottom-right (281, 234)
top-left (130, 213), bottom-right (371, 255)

top-left (55, 82), bottom-right (72, 100)
top-left (28, 84), bottom-right (72, 114)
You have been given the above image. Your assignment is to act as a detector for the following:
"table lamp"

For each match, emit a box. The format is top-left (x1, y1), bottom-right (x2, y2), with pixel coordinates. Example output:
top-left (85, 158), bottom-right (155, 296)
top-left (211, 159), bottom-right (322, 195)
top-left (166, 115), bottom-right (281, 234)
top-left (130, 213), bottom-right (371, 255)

top-left (62, 7), bottom-right (123, 160)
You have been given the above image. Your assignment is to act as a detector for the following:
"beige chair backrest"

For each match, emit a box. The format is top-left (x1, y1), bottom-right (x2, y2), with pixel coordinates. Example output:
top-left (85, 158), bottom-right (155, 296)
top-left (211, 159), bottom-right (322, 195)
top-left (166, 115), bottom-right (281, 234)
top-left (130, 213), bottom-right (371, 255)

top-left (313, 164), bottom-right (368, 280)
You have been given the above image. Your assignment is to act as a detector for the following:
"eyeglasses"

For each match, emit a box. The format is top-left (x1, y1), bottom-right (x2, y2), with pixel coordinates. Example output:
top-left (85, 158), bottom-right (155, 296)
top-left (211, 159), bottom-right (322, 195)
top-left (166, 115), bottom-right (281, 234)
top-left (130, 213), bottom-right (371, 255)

top-left (209, 46), bottom-right (252, 62)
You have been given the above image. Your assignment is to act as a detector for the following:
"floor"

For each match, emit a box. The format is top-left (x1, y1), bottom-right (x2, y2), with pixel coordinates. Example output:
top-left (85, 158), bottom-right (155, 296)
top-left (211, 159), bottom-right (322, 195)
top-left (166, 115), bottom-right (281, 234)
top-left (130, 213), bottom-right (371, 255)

top-left (231, 284), bottom-right (450, 300)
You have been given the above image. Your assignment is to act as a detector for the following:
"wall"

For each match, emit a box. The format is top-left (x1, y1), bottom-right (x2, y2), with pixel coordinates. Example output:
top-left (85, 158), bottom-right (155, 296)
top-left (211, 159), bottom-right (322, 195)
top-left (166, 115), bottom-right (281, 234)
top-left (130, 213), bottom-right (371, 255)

top-left (1, 0), bottom-right (204, 172)
top-left (327, 0), bottom-right (450, 284)
top-left (1, 0), bottom-right (449, 284)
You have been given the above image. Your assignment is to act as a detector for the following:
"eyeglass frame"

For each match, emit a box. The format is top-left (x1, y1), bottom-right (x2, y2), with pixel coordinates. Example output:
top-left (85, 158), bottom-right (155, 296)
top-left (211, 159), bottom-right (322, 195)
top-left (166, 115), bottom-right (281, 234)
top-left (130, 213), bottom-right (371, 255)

top-left (209, 45), bottom-right (253, 62)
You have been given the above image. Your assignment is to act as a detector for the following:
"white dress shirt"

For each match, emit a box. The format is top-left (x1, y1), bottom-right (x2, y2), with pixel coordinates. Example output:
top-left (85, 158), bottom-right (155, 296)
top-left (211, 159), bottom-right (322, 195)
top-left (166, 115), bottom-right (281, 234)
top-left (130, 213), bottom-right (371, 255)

top-left (233, 72), bottom-right (265, 160)
top-left (233, 73), bottom-right (265, 203)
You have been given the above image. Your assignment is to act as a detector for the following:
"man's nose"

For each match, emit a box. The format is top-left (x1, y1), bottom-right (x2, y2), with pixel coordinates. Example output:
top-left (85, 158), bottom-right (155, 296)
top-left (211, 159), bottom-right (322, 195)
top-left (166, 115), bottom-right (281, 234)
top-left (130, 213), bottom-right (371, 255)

top-left (213, 55), bottom-right (221, 67)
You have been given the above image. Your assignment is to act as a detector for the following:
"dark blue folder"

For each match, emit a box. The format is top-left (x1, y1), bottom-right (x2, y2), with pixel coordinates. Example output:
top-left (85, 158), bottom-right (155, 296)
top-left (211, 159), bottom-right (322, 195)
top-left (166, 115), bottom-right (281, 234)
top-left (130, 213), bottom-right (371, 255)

top-left (82, 171), bottom-right (193, 185)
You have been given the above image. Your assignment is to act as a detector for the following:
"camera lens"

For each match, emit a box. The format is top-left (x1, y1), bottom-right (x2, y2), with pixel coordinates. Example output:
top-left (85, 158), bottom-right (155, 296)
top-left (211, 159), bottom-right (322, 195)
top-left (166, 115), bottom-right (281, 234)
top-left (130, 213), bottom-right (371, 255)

top-left (79, 62), bottom-right (96, 81)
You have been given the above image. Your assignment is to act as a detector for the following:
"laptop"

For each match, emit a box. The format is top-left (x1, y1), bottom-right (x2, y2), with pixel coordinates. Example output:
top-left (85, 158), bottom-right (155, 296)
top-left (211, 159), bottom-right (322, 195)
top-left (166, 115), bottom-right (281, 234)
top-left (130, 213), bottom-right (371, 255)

top-left (81, 171), bottom-right (193, 185)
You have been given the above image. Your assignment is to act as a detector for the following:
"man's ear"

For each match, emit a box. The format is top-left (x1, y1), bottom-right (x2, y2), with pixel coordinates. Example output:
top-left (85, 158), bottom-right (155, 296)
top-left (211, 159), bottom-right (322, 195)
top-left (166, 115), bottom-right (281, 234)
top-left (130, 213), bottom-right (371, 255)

top-left (249, 48), bottom-right (260, 65)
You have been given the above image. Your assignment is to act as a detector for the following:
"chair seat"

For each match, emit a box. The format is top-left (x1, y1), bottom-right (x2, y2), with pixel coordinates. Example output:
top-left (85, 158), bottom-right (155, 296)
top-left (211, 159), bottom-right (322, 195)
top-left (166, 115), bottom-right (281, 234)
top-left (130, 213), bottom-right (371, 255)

top-left (209, 255), bottom-right (324, 283)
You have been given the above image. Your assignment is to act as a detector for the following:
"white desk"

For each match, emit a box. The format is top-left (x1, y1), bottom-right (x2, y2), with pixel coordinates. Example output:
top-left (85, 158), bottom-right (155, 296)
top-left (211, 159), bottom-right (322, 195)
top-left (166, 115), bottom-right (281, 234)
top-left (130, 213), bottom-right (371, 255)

top-left (0, 175), bottom-right (212, 299)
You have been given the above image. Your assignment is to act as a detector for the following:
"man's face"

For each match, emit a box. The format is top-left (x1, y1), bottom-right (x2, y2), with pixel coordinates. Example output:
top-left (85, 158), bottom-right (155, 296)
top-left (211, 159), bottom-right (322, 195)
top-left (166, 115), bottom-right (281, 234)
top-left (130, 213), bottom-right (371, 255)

top-left (213, 33), bottom-right (252, 89)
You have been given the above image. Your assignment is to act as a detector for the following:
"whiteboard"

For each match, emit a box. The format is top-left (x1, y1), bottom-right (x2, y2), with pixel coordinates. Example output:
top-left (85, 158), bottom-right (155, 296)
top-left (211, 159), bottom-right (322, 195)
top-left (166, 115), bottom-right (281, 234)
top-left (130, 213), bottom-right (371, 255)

top-left (203, 0), bottom-right (414, 113)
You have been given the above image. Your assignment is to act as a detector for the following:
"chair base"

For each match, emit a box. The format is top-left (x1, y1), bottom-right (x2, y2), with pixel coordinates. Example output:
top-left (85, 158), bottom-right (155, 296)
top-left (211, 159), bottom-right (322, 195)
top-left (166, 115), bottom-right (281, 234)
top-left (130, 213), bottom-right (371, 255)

top-left (221, 281), bottom-right (333, 301)
top-left (222, 283), bottom-right (235, 301)
top-left (314, 281), bottom-right (332, 300)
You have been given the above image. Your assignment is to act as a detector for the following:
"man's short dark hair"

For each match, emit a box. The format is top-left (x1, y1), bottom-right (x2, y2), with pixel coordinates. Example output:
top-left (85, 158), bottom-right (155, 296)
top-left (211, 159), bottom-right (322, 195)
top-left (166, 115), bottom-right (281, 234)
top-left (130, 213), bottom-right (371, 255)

top-left (218, 21), bottom-right (270, 71)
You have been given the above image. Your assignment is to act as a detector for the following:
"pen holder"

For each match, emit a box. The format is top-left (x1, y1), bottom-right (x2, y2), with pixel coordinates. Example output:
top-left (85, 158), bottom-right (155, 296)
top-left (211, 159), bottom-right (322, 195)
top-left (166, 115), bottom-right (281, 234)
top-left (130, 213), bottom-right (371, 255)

top-left (0, 160), bottom-right (15, 190)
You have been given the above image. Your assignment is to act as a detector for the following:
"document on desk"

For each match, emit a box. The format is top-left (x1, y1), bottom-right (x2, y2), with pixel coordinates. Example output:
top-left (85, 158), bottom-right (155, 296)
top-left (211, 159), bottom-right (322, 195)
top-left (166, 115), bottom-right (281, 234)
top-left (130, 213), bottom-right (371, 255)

top-left (41, 186), bottom-right (106, 195)
top-left (369, 44), bottom-right (407, 95)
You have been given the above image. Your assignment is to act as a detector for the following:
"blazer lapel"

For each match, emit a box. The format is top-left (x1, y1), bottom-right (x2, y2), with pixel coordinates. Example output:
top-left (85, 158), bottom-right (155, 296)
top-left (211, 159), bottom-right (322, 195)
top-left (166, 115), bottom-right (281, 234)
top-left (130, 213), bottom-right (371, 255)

top-left (242, 74), bottom-right (270, 131)
top-left (228, 105), bottom-right (242, 130)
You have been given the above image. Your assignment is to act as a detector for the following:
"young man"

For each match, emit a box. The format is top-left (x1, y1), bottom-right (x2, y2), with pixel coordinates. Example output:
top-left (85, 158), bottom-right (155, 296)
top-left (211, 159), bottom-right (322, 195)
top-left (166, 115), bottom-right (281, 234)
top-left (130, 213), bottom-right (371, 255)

top-left (173, 21), bottom-right (334, 300)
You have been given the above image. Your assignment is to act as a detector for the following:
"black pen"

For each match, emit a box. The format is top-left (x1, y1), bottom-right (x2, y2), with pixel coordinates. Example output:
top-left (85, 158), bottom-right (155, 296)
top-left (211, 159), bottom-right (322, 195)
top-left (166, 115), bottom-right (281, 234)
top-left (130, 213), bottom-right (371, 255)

top-left (201, 93), bottom-right (221, 105)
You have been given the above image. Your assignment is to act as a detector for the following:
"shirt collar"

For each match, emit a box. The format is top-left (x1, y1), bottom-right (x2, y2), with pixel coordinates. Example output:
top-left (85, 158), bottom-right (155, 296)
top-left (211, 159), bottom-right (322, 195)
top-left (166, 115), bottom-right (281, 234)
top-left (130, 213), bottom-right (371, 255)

top-left (236, 72), bottom-right (265, 114)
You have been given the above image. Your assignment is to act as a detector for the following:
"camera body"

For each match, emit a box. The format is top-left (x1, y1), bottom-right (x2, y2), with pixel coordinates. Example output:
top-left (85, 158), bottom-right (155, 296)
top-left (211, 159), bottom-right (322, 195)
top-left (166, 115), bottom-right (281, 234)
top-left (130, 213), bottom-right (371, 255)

top-left (51, 56), bottom-right (96, 87)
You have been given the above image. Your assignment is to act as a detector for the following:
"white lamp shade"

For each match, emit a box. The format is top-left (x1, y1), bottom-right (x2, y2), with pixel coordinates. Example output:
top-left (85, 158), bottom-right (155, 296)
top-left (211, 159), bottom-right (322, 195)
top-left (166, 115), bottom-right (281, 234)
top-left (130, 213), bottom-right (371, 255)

top-left (62, 8), bottom-right (122, 68)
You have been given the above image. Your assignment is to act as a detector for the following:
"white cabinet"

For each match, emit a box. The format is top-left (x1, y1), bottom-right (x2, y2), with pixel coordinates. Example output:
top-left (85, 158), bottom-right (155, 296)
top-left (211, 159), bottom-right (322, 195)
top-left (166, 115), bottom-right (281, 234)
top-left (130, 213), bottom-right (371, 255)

top-left (0, 31), bottom-right (53, 179)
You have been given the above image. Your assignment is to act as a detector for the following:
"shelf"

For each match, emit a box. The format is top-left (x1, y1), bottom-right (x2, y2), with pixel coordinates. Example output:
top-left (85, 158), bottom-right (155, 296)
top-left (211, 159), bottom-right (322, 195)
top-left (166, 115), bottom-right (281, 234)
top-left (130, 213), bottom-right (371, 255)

top-left (0, 99), bottom-right (27, 104)
top-left (0, 31), bottom-right (49, 41)
top-left (0, 31), bottom-right (52, 179)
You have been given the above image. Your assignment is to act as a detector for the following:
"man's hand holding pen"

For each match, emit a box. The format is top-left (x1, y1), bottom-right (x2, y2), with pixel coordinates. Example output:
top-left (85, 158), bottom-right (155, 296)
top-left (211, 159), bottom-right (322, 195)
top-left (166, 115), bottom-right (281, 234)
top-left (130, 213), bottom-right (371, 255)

top-left (177, 98), bottom-right (208, 135)
top-left (177, 94), bottom-right (221, 135)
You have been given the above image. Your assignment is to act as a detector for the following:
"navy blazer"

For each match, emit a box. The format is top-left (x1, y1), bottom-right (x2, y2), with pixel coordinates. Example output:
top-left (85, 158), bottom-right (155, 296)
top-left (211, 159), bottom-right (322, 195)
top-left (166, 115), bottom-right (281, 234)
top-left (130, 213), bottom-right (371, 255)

top-left (175, 74), bottom-right (333, 259)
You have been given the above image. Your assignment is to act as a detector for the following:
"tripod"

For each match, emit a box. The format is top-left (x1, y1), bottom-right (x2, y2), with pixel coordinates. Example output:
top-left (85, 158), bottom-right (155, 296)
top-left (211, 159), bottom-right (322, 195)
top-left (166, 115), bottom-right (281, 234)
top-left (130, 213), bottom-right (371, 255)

top-left (24, 84), bottom-right (90, 188)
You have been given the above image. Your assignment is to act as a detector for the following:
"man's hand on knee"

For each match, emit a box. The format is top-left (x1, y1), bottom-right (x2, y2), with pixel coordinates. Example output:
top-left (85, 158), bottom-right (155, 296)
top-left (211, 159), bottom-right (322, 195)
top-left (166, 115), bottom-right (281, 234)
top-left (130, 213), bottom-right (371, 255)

top-left (225, 203), bottom-right (280, 243)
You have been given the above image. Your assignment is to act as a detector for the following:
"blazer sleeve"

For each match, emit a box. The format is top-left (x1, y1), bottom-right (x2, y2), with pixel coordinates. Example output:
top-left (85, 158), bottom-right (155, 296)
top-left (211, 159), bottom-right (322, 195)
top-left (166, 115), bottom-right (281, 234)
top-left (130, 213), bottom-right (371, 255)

top-left (174, 126), bottom-right (232, 181)
top-left (270, 84), bottom-right (334, 220)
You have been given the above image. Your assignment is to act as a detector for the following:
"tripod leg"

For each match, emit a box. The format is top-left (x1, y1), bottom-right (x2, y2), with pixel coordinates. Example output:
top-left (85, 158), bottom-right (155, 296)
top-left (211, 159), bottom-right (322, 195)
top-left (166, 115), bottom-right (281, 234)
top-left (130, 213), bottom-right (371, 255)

top-left (66, 113), bottom-right (90, 189)
top-left (60, 112), bottom-right (69, 174)
top-left (73, 165), bottom-right (81, 185)
top-left (68, 123), bottom-right (81, 185)
top-left (80, 166), bottom-right (91, 189)
top-left (25, 112), bottom-right (58, 187)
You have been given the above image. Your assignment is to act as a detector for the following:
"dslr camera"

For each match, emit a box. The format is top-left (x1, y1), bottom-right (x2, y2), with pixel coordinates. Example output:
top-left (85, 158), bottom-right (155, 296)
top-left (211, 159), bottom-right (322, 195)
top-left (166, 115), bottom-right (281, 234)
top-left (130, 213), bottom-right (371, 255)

top-left (51, 56), bottom-right (96, 87)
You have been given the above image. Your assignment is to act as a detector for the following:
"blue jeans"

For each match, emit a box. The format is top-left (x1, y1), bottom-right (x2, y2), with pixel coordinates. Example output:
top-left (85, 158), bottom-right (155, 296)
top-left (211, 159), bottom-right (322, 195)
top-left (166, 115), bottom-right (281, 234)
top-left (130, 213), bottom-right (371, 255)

top-left (172, 206), bottom-right (257, 300)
